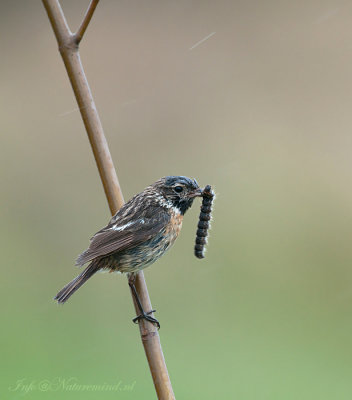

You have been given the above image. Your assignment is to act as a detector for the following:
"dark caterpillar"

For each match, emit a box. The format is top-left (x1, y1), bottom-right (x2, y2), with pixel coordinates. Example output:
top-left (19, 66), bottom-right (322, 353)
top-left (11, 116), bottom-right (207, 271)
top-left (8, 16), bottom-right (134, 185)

top-left (194, 185), bottom-right (214, 259)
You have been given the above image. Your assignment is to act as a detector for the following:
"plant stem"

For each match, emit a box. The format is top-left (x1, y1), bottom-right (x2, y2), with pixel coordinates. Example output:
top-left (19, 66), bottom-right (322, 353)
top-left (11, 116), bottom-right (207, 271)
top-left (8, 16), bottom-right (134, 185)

top-left (74, 0), bottom-right (100, 44)
top-left (42, 1), bottom-right (175, 398)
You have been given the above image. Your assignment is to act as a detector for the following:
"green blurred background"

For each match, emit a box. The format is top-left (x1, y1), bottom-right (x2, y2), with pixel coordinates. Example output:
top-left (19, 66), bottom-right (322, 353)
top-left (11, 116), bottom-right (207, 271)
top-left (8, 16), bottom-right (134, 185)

top-left (2, 0), bottom-right (352, 398)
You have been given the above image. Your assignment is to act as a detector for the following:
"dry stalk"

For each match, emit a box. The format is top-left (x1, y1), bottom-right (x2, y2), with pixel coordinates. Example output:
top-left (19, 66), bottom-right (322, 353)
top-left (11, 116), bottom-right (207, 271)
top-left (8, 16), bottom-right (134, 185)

top-left (42, 1), bottom-right (175, 398)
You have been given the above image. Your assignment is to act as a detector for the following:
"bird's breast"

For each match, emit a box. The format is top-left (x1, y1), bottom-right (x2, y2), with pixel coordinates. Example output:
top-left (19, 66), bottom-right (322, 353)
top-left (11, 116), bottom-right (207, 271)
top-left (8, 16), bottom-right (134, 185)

top-left (166, 212), bottom-right (183, 244)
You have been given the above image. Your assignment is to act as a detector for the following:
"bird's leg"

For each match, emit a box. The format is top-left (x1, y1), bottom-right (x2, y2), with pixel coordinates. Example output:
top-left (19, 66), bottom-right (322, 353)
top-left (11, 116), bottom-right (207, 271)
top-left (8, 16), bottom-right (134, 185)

top-left (128, 273), bottom-right (160, 329)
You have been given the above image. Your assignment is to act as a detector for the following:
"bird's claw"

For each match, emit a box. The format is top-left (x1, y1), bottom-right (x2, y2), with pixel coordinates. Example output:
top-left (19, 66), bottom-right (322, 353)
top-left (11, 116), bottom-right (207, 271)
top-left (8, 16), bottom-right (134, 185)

top-left (133, 310), bottom-right (160, 329)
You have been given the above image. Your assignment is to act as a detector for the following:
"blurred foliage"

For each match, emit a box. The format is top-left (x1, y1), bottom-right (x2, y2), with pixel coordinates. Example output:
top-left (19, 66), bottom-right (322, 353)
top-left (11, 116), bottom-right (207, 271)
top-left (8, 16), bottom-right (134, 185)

top-left (1, 0), bottom-right (352, 398)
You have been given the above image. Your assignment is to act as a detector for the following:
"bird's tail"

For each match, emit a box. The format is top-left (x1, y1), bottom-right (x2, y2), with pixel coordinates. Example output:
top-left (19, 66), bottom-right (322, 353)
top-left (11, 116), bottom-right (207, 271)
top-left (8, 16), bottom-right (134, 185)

top-left (54, 262), bottom-right (98, 304)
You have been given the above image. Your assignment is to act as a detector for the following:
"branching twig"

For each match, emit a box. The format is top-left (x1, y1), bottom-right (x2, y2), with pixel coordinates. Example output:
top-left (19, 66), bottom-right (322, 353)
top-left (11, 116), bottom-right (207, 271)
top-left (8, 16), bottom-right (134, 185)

top-left (74, 0), bottom-right (100, 44)
top-left (42, 1), bottom-right (175, 398)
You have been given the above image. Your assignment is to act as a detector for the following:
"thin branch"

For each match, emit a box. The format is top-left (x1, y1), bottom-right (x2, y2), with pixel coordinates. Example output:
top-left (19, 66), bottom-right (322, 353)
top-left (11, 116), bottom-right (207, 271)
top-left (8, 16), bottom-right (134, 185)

top-left (74, 0), bottom-right (100, 44)
top-left (42, 1), bottom-right (175, 399)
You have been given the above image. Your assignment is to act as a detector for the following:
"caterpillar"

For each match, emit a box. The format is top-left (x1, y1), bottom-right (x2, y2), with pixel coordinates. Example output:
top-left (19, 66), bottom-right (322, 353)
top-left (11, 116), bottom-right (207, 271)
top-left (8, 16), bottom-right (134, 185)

top-left (194, 185), bottom-right (214, 259)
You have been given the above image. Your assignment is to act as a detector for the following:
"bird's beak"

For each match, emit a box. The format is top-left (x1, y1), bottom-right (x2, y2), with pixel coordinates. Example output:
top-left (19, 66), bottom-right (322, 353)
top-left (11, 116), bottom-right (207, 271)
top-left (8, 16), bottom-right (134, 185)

top-left (189, 188), bottom-right (203, 198)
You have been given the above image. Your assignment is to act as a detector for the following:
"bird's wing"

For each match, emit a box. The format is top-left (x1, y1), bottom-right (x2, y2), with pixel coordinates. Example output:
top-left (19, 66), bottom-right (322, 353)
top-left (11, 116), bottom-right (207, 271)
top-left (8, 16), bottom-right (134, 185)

top-left (75, 211), bottom-right (170, 266)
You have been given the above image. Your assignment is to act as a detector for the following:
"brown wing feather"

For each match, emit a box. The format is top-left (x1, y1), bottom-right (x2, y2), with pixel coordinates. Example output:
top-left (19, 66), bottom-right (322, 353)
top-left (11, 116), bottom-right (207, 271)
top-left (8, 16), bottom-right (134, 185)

top-left (76, 212), bottom-right (170, 266)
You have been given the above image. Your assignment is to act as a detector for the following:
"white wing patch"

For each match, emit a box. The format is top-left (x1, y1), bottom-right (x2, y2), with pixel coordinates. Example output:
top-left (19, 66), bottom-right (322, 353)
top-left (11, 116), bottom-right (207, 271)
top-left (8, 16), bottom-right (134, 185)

top-left (110, 219), bottom-right (144, 232)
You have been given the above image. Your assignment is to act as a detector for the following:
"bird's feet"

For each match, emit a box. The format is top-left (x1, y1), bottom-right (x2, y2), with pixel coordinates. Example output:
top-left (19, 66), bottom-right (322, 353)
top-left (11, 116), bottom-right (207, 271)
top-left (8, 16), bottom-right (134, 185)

top-left (132, 309), bottom-right (160, 329)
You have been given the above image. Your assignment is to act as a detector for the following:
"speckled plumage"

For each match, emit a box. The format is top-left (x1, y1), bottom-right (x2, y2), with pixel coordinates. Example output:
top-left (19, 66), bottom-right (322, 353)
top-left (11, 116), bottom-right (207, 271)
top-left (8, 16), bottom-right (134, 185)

top-left (54, 176), bottom-right (202, 304)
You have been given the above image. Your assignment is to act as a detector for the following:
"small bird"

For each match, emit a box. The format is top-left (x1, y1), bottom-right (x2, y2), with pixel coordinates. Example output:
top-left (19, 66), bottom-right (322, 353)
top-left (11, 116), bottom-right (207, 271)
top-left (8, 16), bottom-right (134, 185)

top-left (54, 176), bottom-right (203, 328)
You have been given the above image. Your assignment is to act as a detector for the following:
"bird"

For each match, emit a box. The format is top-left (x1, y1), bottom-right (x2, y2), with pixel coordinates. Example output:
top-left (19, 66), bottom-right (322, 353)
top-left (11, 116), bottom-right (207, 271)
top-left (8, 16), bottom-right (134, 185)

top-left (54, 175), bottom-right (203, 328)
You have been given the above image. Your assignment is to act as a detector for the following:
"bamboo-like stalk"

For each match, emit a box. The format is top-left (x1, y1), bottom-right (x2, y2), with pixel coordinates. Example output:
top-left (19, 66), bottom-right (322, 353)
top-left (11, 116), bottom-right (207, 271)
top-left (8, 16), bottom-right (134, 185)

top-left (42, 1), bottom-right (175, 398)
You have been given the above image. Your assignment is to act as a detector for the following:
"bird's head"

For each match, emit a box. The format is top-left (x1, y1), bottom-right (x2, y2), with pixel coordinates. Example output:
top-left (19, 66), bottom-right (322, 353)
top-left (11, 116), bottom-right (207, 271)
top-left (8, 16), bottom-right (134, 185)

top-left (152, 176), bottom-right (202, 215)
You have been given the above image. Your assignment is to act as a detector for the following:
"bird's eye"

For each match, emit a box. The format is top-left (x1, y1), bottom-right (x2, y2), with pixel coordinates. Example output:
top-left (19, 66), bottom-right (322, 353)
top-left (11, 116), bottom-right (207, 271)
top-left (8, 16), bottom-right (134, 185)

top-left (174, 186), bottom-right (184, 193)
